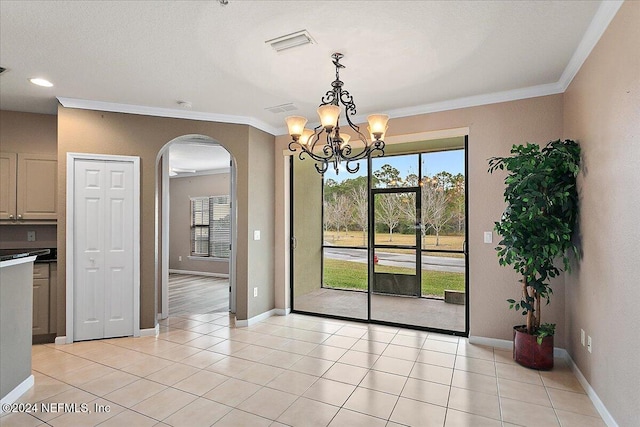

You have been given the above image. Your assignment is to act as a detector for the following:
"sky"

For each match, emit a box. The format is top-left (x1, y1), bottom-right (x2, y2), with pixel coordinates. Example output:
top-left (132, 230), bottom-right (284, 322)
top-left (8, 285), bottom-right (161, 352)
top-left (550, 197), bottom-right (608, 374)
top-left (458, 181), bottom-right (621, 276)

top-left (326, 149), bottom-right (465, 182)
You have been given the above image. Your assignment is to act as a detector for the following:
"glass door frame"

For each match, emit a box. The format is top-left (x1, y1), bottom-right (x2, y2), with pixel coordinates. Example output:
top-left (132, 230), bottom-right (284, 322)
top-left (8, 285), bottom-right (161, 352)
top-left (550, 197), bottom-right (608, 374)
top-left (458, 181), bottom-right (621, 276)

top-left (289, 136), bottom-right (470, 336)
top-left (368, 187), bottom-right (422, 320)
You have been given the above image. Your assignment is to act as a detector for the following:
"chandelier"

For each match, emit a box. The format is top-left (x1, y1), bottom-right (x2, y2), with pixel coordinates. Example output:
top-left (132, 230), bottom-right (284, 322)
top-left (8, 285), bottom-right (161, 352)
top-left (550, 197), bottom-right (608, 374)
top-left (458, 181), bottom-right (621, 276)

top-left (285, 53), bottom-right (389, 174)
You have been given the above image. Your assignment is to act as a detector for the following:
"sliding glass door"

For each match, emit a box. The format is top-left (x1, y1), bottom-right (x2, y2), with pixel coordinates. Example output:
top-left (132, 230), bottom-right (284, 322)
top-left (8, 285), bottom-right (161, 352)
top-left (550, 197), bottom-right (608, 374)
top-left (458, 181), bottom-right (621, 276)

top-left (291, 140), bottom-right (467, 334)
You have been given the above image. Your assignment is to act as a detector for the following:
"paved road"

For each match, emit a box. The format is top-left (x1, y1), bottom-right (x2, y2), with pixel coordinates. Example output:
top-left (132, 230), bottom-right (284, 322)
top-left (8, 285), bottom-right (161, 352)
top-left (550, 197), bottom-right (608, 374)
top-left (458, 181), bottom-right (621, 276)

top-left (323, 247), bottom-right (465, 273)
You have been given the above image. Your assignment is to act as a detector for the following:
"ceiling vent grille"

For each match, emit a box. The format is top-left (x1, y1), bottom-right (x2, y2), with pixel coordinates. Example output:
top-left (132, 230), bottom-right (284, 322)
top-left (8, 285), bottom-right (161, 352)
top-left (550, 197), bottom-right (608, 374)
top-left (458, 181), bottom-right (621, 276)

top-left (266, 30), bottom-right (314, 52)
top-left (265, 103), bottom-right (298, 114)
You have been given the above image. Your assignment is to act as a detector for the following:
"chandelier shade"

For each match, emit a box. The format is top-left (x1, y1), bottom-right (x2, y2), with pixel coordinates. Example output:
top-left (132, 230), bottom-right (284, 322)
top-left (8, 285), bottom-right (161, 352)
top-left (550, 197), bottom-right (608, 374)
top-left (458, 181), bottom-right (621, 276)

top-left (286, 53), bottom-right (388, 174)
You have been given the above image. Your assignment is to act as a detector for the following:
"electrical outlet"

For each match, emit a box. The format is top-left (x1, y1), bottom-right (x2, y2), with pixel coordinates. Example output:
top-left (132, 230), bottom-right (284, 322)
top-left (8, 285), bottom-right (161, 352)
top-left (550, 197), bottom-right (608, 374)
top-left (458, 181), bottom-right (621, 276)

top-left (587, 335), bottom-right (592, 353)
top-left (27, 231), bottom-right (36, 241)
top-left (581, 329), bottom-right (585, 346)
top-left (483, 231), bottom-right (493, 244)
top-left (178, 255), bottom-right (182, 262)
top-left (253, 287), bottom-right (258, 297)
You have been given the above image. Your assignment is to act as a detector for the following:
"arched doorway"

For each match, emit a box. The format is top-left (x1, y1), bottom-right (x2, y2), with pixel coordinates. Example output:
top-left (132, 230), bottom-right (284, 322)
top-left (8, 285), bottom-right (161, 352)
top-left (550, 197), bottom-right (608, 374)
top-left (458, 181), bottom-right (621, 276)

top-left (156, 135), bottom-right (237, 319)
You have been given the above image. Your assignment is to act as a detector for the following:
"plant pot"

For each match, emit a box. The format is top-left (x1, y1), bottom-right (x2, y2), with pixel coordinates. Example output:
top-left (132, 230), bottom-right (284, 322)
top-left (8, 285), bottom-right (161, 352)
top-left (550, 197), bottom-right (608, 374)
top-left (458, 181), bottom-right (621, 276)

top-left (513, 325), bottom-right (554, 370)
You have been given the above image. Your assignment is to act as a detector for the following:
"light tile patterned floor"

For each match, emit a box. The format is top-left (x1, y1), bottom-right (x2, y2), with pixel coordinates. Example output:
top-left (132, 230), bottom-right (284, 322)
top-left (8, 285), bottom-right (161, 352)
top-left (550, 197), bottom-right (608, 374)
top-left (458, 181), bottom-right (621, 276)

top-left (0, 313), bottom-right (605, 427)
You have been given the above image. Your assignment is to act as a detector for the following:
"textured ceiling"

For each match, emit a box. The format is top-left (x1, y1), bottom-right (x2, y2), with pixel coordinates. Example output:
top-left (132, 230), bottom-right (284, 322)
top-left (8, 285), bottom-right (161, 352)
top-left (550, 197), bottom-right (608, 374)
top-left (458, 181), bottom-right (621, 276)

top-left (0, 0), bottom-right (616, 137)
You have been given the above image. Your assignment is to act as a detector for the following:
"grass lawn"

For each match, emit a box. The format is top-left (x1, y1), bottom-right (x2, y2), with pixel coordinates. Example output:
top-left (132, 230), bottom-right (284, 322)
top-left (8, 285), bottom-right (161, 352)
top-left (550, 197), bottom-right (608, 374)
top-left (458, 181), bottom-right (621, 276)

top-left (323, 258), bottom-right (465, 298)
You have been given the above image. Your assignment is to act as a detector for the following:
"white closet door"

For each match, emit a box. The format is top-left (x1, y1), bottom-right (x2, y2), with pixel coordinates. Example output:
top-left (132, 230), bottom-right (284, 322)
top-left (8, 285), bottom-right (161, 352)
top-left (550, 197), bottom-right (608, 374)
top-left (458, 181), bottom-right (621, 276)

top-left (74, 159), bottom-right (134, 341)
top-left (103, 161), bottom-right (134, 338)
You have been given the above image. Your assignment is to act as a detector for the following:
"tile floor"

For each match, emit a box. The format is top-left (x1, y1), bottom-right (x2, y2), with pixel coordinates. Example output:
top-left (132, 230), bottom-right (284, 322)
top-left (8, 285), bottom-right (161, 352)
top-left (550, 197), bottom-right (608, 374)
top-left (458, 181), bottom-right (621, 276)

top-left (0, 313), bottom-right (605, 427)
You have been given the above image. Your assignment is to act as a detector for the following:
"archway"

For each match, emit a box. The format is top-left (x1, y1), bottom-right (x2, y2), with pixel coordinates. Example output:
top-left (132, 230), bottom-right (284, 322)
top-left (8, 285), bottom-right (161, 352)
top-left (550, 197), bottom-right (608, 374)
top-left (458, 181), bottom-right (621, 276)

top-left (155, 135), bottom-right (237, 319)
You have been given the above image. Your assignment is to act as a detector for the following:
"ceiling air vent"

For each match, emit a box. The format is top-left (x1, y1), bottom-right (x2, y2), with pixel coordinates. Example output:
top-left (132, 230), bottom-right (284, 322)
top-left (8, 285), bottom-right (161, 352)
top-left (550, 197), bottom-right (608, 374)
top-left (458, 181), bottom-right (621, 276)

top-left (265, 103), bottom-right (298, 114)
top-left (266, 30), bottom-right (314, 52)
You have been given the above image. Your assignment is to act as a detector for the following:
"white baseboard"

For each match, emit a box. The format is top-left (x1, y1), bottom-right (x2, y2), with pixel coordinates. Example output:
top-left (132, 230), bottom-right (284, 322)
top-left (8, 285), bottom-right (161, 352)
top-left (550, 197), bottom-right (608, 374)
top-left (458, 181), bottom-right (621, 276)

top-left (54, 336), bottom-right (67, 345)
top-left (468, 335), bottom-right (565, 358)
top-left (0, 375), bottom-right (34, 406)
top-left (139, 324), bottom-right (159, 337)
top-left (274, 308), bottom-right (291, 316)
top-left (468, 335), bottom-right (512, 350)
top-left (562, 350), bottom-right (619, 427)
top-left (470, 335), bottom-right (618, 426)
top-left (236, 309), bottom-right (279, 327)
top-left (169, 269), bottom-right (229, 278)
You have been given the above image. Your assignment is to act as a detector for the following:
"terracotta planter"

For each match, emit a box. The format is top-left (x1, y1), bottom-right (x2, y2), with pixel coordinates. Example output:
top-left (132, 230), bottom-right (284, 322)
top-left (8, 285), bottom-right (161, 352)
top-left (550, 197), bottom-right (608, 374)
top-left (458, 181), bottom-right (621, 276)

top-left (513, 325), bottom-right (554, 370)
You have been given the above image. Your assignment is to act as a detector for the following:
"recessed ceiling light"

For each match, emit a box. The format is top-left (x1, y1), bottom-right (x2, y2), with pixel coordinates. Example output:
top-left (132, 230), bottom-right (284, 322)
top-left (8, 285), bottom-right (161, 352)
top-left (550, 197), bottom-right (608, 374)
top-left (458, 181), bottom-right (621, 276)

top-left (266, 30), bottom-right (314, 52)
top-left (29, 78), bottom-right (53, 87)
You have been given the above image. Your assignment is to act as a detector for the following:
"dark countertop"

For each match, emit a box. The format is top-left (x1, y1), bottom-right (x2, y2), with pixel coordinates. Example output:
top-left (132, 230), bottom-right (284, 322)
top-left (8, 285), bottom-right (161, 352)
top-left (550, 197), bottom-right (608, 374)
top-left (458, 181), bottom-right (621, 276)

top-left (0, 249), bottom-right (51, 263)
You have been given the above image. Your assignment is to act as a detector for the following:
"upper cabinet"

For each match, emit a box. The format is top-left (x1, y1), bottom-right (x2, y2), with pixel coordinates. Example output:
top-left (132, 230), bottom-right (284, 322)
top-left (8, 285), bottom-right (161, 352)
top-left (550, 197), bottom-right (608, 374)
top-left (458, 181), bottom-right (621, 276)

top-left (0, 152), bottom-right (57, 222)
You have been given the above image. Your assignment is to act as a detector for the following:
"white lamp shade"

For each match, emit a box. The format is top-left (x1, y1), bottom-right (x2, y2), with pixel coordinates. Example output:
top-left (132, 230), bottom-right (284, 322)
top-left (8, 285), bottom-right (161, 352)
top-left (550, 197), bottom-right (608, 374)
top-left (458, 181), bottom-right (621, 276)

top-left (367, 114), bottom-right (390, 136)
top-left (317, 105), bottom-right (341, 129)
top-left (285, 116), bottom-right (308, 137)
top-left (299, 128), bottom-right (314, 145)
top-left (368, 125), bottom-right (387, 142)
top-left (339, 134), bottom-right (351, 148)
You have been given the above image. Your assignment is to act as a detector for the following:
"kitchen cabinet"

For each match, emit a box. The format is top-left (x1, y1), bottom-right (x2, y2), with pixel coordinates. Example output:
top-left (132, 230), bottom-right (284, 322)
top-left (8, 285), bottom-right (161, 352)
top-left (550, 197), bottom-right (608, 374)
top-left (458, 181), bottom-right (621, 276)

top-left (49, 262), bottom-right (57, 334)
top-left (0, 152), bottom-right (57, 222)
top-left (32, 263), bottom-right (50, 335)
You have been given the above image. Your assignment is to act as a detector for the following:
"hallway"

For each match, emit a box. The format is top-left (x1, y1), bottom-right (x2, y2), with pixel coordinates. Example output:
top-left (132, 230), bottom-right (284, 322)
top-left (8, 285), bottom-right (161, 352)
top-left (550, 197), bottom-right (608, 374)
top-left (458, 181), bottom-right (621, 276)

top-left (169, 273), bottom-right (229, 316)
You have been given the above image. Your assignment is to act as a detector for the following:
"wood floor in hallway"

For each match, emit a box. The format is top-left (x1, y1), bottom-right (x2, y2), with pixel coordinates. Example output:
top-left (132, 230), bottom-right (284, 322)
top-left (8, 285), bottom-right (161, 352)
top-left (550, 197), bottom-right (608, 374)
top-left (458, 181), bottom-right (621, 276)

top-left (169, 273), bottom-right (229, 316)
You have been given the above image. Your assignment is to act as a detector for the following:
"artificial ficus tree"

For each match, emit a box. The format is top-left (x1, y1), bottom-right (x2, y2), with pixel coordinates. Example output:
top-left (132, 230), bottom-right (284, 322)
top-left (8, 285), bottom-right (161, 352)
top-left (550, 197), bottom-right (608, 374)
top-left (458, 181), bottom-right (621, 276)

top-left (488, 139), bottom-right (581, 335)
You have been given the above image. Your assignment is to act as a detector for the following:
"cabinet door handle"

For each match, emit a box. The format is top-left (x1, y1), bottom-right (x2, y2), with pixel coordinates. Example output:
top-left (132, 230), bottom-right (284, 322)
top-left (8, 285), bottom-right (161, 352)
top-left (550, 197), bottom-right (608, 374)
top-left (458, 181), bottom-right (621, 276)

top-left (9, 215), bottom-right (14, 220)
top-left (17, 214), bottom-right (22, 220)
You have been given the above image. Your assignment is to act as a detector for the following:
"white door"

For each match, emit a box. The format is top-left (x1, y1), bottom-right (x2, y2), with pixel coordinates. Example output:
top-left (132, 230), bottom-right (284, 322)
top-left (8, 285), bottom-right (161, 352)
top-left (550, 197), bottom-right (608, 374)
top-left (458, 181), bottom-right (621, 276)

top-left (74, 159), bottom-right (135, 340)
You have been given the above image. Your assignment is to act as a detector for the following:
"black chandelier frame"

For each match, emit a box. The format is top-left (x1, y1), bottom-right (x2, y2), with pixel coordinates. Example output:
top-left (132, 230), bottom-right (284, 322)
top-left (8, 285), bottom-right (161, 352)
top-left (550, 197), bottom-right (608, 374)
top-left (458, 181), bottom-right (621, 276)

top-left (288, 53), bottom-right (386, 174)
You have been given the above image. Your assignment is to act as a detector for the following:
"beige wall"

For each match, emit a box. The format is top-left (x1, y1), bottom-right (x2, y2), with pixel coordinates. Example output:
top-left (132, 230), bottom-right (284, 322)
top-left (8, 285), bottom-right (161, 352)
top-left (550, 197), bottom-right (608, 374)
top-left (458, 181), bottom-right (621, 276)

top-left (0, 110), bottom-right (57, 155)
top-left (291, 155), bottom-right (323, 298)
top-left (563, 2), bottom-right (640, 425)
top-left (276, 94), bottom-right (566, 344)
top-left (245, 127), bottom-right (276, 318)
top-left (58, 107), bottom-right (275, 328)
top-left (169, 173), bottom-right (230, 275)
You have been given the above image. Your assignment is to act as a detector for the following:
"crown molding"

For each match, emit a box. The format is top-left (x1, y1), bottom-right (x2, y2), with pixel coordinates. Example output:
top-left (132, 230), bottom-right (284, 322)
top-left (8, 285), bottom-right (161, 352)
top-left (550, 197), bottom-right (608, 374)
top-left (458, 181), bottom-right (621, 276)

top-left (56, 97), bottom-right (279, 136)
top-left (273, 81), bottom-right (564, 136)
top-left (558, 0), bottom-right (624, 91)
top-left (59, 2), bottom-right (621, 138)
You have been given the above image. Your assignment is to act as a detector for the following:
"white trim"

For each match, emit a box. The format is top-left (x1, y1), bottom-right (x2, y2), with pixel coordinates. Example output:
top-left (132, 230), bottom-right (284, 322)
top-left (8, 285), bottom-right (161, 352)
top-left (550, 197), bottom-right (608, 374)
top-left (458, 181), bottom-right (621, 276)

top-left (558, 0), bottom-right (624, 91)
top-left (235, 309), bottom-right (279, 328)
top-left (385, 127), bottom-right (470, 145)
top-left (57, 97), bottom-right (279, 136)
top-left (469, 336), bottom-right (618, 426)
top-left (161, 152), bottom-right (170, 319)
top-left (561, 350), bottom-right (619, 427)
top-left (0, 255), bottom-right (37, 268)
top-left (469, 335), bottom-right (565, 358)
top-left (274, 308), bottom-right (291, 316)
top-left (54, 336), bottom-right (67, 345)
top-left (66, 153), bottom-right (141, 343)
top-left (139, 324), bottom-right (160, 337)
top-left (469, 335), bottom-right (512, 350)
top-left (281, 127), bottom-right (470, 158)
top-left (168, 269), bottom-right (229, 278)
top-left (187, 256), bottom-right (229, 263)
top-left (0, 375), bottom-right (34, 406)
top-left (156, 136), bottom-right (237, 320)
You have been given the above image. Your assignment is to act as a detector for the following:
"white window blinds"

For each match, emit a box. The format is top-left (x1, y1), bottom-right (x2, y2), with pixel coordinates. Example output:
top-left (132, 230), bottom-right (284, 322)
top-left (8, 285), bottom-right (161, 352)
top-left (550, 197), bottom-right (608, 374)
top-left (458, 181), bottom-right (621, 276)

top-left (191, 195), bottom-right (231, 258)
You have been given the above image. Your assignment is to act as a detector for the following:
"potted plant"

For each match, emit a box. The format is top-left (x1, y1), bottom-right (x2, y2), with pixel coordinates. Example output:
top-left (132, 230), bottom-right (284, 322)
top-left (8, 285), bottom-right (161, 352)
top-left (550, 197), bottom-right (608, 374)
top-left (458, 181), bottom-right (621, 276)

top-left (488, 139), bottom-right (580, 370)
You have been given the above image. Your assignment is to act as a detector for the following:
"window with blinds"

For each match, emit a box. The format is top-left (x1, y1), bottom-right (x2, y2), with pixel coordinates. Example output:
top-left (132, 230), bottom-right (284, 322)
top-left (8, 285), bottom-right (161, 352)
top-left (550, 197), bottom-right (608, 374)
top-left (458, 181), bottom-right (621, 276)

top-left (190, 195), bottom-right (231, 258)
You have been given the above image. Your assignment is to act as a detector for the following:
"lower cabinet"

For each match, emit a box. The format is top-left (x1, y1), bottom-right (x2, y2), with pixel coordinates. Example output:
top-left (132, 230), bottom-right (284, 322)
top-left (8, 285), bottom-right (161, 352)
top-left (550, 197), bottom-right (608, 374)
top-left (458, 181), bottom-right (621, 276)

top-left (32, 264), bottom-right (50, 335)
